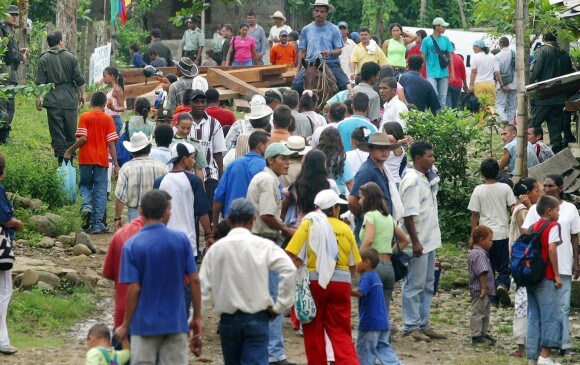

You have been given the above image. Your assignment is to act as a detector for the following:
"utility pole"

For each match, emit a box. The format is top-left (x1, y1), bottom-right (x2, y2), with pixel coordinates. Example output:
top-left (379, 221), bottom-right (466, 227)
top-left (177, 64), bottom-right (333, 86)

top-left (513, 0), bottom-right (529, 181)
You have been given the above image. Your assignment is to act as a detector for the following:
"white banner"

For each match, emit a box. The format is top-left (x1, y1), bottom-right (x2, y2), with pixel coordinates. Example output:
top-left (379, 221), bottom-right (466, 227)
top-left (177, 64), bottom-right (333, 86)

top-left (89, 43), bottom-right (112, 85)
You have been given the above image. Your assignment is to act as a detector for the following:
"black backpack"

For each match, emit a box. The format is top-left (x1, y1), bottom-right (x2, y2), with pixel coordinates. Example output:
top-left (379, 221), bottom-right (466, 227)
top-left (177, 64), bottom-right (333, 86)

top-left (0, 226), bottom-right (15, 271)
top-left (509, 220), bottom-right (552, 288)
top-left (459, 92), bottom-right (481, 113)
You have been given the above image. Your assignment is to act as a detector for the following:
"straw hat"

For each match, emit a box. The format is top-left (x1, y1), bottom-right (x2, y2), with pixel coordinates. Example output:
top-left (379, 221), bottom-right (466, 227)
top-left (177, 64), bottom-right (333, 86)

top-left (359, 132), bottom-right (401, 152)
top-left (270, 11), bottom-right (286, 22)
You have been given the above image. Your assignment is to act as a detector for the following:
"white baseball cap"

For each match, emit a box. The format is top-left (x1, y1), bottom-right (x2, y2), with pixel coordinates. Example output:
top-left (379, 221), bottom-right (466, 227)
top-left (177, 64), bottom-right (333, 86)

top-left (314, 189), bottom-right (348, 210)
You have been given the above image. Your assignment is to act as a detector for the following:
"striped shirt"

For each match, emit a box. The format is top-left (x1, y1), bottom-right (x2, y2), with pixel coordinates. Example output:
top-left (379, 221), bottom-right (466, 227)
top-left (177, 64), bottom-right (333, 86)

top-left (189, 113), bottom-right (227, 181)
top-left (115, 157), bottom-right (169, 208)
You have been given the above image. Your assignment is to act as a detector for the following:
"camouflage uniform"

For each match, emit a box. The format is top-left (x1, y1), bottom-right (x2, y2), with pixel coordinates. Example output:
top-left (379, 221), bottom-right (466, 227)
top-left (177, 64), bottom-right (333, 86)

top-left (0, 20), bottom-right (24, 143)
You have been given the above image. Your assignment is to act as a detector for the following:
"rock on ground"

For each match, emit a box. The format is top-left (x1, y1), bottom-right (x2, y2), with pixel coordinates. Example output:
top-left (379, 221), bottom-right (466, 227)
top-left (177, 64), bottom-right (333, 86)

top-left (74, 232), bottom-right (97, 254)
top-left (71, 244), bottom-right (92, 257)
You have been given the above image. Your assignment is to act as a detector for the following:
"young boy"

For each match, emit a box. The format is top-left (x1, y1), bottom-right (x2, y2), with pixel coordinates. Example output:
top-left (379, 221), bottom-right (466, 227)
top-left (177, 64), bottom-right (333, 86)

top-left (172, 112), bottom-right (207, 181)
top-left (85, 323), bottom-right (130, 365)
top-left (64, 92), bottom-right (120, 234)
top-left (201, 49), bottom-right (218, 67)
top-left (498, 124), bottom-right (539, 175)
top-left (468, 158), bottom-right (517, 307)
top-left (149, 123), bottom-right (173, 165)
top-left (525, 195), bottom-right (563, 364)
top-left (352, 248), bottom-right (401, 365)
top-left (468, 225), bottom-right (496, 345)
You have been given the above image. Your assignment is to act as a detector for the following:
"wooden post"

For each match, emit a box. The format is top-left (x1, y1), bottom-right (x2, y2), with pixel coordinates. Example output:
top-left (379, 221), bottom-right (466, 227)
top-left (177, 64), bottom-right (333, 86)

top-left (79, 25), bottom-right (87, 80)
top-left (16, 0), bottom-right (29, 84)
top-left (513, 0), bottom-right (529, 181)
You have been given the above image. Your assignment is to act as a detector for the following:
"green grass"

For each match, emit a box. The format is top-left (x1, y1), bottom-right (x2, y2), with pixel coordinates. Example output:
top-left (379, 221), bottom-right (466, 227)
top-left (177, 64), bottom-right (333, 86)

top-left (8, 287), bottom-right (96, 348)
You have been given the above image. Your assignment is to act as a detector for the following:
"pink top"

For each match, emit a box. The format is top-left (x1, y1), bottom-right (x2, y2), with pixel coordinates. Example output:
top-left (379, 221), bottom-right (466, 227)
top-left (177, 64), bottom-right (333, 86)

top-left (105, 87), bottom-right (121, 116)
top-left (232, 36), bottom-right (256, 62)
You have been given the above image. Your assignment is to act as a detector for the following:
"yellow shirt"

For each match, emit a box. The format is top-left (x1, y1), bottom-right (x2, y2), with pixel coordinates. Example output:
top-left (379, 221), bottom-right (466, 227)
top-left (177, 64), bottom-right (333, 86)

top-left (286, 217), bottom-right (362, 272)
top-left (350, 43), bottom-right (389, 73)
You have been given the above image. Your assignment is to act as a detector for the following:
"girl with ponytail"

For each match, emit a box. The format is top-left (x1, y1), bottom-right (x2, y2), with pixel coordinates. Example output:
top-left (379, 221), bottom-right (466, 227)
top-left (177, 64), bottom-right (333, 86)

top-left (103, 66), bottom-right (126, 134)
top-left (127, 97), bottom-right (155, 140)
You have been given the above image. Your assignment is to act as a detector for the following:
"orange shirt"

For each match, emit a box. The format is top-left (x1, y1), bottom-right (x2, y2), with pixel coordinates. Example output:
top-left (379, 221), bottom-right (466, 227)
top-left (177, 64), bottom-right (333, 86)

top-left (270, 43), bottom-right (297, 67)
top-left (271, 129), bottom-right (291, 142)
top-left (76, 109), bottom-right (118, 167)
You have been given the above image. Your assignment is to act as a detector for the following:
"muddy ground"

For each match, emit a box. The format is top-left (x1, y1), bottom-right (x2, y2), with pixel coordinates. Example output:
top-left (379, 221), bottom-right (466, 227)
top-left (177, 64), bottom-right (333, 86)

top-left (6, 233), bottom-right (580, 365)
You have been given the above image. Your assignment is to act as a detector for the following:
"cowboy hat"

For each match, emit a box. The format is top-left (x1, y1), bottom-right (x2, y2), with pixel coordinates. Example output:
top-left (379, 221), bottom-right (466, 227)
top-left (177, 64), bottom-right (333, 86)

top-left (177, 57), bottom-right (199, 77)
top-left (358, 132), bottom-right (401, 152)
top-left (285, 136), bottom-right (312, 155)
top-left (312, 0), bottom-right (335, 13)
top-left (123, 131), bottom-right (152, 153)
top-left (270, 11), bottom-right (286, 22)
top-left (246, 104), bottom-right (273, 120)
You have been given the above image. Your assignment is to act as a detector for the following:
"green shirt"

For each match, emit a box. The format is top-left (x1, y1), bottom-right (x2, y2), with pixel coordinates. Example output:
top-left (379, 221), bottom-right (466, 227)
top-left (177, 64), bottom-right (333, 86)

top-left (386, 39), bottom-right (407, 68)
top-left (181, 28), bottom-right (205, 51)
top-left (85, 347), bottom-right (130, 365)
top-left (359, 210), bottom-right (395, 254)
top-left (36, 47), bottom-right (85, 109)
top-left (171, 135), bottom-right (208, 170)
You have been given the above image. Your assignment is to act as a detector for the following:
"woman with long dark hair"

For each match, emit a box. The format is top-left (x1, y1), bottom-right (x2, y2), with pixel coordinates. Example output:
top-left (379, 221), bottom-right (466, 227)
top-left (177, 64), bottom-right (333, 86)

top-left (103, 66), bottom-right (126, 134)
top-left (508, 178), bottom-right (542, 358)
top-left (359, 182), bottom-right (408, 315)
top-left (317, 128), bottom-right (353, 199)
top-left (522, 174), bottom-right (580, 357)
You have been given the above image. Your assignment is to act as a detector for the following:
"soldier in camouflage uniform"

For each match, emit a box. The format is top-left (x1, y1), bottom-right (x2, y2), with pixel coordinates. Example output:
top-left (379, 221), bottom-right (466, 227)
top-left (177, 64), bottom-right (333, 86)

top-left (35, 31), bottom-right (86, 163)
top-left (0, 5), bottom-right (27, 144)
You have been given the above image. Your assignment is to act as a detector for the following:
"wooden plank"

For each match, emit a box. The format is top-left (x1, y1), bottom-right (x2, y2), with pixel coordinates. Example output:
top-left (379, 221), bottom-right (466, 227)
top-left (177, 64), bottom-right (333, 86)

top-left (564, 169), bottom-right (580, 191)
top-left (528, 148), bottom-right (579, 181)
top-left (124, 82), bottom-right (162, 99)
top-left (233, 99), bottom-right (251, 112)
top-left (259, 65), bottom-right (288, 76)
top-left (217, 88), bottom-right (240, 100)
top-left (206, 68), bottom-right (264, 98)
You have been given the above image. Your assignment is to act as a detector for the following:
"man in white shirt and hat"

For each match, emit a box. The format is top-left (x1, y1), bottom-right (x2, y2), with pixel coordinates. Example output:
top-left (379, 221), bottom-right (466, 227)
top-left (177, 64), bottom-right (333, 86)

top-left (269, 11), bottom-right (292, 48)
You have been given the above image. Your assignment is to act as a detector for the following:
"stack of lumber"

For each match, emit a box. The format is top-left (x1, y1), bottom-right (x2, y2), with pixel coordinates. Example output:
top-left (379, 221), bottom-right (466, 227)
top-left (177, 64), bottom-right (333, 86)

top-left (121, 65), bottom-right (296, 106)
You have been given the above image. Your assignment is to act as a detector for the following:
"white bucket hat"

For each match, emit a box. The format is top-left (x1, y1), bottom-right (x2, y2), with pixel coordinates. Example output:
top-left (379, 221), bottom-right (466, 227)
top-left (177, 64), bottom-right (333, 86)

top-left (246, 94), bottom-right (273, 120)
top-left (123, 131), bottom-right (151, 153)
top-left (285, 136), bottom-right (312, 155)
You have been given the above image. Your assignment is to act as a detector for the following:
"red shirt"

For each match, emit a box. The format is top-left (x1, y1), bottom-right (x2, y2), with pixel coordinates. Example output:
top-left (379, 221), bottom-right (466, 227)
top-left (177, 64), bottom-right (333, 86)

top-left (448, 53), bottom-right (466, 89)
top-left (102, 216), bottom-right (145, 327)
top-left (205, 106), bottom-right (237, 127)
top-left (533, 219), bottom-right (560, 281)
top-left (76, 109), bottom-right (118, 167)
top-left (407, 44), bottom-right (426, 78)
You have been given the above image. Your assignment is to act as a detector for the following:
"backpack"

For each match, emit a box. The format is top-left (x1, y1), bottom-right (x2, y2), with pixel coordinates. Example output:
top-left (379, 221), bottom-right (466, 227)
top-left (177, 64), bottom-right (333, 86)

top-left (0, 226), bottom-right (15, 271)
top-left (509, 220), bottom-right (553, 288)
top-left (459, 92), bottom-right (481, 113)
top-left (97, 348), bottom-right (119, 365)
top-left (115, 121), bottom-right (132, 167)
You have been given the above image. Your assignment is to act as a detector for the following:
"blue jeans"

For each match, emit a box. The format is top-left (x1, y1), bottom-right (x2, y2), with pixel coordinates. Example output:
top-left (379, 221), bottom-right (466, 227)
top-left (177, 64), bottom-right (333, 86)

top-left (446, 85), bottom-right (461, 109)
top-left (268, 269), bottom-right (286, 362)
top-left (127, 207), bottom-right (139, 222)
top-left (560, 275), bottom-right (572, 350)
top-left (233, 60), bottom-right (253, 66)
top-left (292, 62), bottom-right (349, 95)
top-left (79, 165), bottom-right (108, 232)
top-left (357, 330), bottom-right (401, 365)
top-left (489, 238), bottom-right (511, 300)
top-left (402, 250), bottom-right (435, 333)
top-left (427, 77), bottom-right (449, 110)
top-left (526, 278), bottom-right (562, 360)
top-left (112, 115), bottom-right (122, 135)
top-left (219, 311), bottom-right (269, 365)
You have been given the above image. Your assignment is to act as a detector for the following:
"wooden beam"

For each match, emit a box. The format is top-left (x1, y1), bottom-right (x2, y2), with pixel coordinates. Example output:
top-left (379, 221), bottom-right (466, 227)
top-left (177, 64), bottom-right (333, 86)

top-left (124, 81), bottom-right (162, 99)
top-left (233, 99), bottom-right (251, 112)
top-left (207, 68), bottom-right (264, 98)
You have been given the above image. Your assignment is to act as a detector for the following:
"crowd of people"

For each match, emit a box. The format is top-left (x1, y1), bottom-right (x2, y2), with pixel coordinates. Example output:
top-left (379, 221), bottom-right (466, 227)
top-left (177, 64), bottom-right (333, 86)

top-left (0, 1), bottom-right (578, 365)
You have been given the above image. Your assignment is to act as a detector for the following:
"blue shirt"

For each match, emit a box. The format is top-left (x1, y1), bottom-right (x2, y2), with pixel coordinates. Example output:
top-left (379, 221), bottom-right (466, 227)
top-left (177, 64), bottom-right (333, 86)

top-left (421, 35), bottom-right (454, 79)
top-left (330, 160), bottom-right (354, 195)
top-left (336, 115), bottom-right (377, 152)
top-left (505, 140), bottom-right (540, 174)
top-left (399, 71), bottom-right (441, 112)
top-left (358, 271), bottom-right (389, 331)
top-left (0, 184), bottom-right (14, 241)
top-left (214, 152), bottom-right (266, 217)
top-left (299, 22), bottom-right (343, 65)
top-left (131, 53), bottom-right (146, 68)
top-left (120, 223), bottom-right (197, 336)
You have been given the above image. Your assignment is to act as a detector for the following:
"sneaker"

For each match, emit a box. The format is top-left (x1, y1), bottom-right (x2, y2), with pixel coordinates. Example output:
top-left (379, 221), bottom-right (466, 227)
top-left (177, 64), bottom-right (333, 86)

top-left (81, 210), bottom-right (92, 231)
top-left (472, 336), bottom-right (488, 345)
top-left (0, 345), bottom-right (17, 355)
top-left (497, 283), bottom-right (512, 307)
top-left (403, 329), bottom-right (431, 342)
top-left (483, 334), bottom-right (496, 345)
top-left (537, 356), bottom-right (561, 365)
top-left (269, 360), bottom-right (296, 365)
top-left (422, 327), bottom-right (447, 340)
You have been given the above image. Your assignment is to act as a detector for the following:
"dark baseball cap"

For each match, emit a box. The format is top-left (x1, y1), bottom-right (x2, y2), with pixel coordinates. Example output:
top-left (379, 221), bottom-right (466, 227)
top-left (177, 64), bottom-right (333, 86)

top-left (189, 89), bottom-right (207, 101)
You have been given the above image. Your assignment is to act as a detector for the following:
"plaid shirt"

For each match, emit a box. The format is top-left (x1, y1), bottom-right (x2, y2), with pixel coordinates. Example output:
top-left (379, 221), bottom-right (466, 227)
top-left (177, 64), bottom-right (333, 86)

top-left (468, 245), bottom-right (496, 299)
top-left (533, 141), bottom-right (555, 163)
top-left (115, 157), bottom-right (169, 208)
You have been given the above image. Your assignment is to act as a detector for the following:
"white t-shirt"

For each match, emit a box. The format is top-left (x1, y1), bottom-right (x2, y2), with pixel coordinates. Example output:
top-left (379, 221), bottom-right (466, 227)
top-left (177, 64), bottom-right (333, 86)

top-left (523, 201), bottom-right (580, 276)
top-left (345, 148), bottom-right (369, 176)
top-left (268, 24), bottom-right (292, 44)
top-left (471, 52), bottom-right (499, 83)
top-left (385, 147), bottom-right (405, 184)
top-left (381, 96), bottom-right (408, 130)
top-left (310, 123), bottom-right (336, 148)
top-left (467, 183), bottom-right (517, 240)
